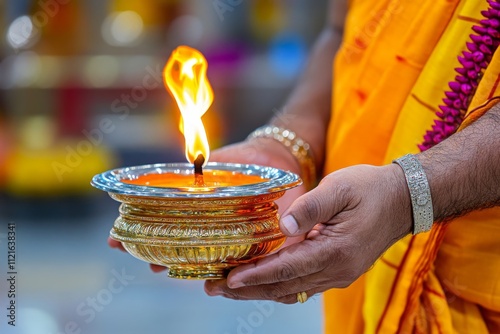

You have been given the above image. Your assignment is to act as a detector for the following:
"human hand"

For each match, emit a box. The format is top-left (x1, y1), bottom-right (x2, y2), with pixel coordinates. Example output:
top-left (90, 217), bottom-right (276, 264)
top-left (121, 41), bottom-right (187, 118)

top-left (204, 164), bottom-right (413, 303)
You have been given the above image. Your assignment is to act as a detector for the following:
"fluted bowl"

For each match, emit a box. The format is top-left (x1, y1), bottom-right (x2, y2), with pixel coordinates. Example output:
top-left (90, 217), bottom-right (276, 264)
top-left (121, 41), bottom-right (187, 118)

top-left (91, 163), bottom-right (301, 279)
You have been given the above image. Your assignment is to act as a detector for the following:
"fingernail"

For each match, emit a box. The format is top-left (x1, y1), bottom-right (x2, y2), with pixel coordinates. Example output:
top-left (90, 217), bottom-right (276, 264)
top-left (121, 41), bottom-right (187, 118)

top-left (281, 215), bottom-right (299, 235)
top-left (227, 271), bottom-right (245, 288)
top-left (206, 286), bottom-right (223, 296)
top-left (228, 279), bottom-right (245, 289)
top-left (208, 290), bottom-right (222, 296)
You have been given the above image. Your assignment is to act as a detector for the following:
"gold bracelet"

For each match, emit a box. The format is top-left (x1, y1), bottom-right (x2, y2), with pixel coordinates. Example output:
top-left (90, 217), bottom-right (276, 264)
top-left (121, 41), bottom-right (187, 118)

top-left (247, 126), bottom-right (317, 190)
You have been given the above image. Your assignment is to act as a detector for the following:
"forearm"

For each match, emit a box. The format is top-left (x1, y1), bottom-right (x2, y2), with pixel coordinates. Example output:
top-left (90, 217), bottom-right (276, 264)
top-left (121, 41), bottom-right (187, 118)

top-left (418, 105), bottom-right (500, 221)
top-left (269, 24), bottom-right (343, 172)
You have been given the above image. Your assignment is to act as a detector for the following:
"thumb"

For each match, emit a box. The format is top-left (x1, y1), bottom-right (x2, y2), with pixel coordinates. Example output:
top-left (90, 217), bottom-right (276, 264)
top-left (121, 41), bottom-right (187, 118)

top-left (279, 179), bottom-right (349, 236)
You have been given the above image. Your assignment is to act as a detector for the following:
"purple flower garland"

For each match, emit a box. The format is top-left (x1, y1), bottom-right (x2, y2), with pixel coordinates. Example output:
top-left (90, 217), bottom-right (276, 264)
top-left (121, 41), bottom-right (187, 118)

top-left (419, 0), bottom-right (500, 151)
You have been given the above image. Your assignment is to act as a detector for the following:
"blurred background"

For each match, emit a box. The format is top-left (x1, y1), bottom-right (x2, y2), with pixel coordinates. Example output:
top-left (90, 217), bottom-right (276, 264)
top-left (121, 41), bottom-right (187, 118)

top-left (0, 0), bottom-right (327, 333)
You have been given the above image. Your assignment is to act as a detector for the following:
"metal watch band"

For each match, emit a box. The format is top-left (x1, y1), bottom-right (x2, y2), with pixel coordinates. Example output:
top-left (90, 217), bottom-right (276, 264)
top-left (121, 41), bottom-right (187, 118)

top-left (393, 154), bottom-right (434, 234)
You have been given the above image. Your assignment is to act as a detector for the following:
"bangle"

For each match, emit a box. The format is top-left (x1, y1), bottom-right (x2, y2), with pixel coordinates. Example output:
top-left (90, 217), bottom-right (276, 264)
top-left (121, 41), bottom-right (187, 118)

top-left (393, 154), bottom-right (434, 234)
top-left (247, 126), bottom-right (317, 190)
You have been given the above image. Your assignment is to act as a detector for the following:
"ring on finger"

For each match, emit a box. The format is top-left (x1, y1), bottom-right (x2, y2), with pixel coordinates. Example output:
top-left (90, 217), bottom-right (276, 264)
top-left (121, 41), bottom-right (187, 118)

top-left (297, 291), bottom-right (308, 303)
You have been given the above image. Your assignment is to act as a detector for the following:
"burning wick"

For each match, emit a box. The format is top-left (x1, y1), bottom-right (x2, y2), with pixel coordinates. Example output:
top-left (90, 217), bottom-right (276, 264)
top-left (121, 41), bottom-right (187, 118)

top-left (194, 154), bottom-right (205, 186)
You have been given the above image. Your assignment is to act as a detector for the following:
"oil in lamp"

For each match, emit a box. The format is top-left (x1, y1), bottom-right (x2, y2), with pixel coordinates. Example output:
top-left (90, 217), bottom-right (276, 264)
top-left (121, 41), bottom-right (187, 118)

top-left (91, 46), bottom-right (301, 279)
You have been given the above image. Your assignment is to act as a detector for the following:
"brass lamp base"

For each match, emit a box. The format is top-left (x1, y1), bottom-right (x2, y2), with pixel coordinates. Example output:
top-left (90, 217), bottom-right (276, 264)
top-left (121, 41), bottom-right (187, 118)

top-left (92, 163), bottom-right (301, 280)
top-left (167, 267), bottom-right (229, 280)
top-left (109, 192), bottom-right (286, 280)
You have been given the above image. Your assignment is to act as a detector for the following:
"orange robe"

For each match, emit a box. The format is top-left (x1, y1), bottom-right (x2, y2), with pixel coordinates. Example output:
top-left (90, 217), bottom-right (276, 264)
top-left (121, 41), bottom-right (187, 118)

top-left (323, 0), bottom-right (500, 332)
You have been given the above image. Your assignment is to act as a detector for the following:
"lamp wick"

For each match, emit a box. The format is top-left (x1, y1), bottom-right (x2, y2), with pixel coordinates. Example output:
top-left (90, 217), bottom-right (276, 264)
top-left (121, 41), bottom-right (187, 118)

top-left (194, 154), bottom-right (206, 187)
top-left (194, 154), bottom-right (205, 175)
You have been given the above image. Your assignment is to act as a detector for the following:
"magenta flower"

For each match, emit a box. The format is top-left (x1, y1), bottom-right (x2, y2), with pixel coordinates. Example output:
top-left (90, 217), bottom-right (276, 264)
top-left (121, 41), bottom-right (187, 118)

top-left (419, 0), bottom-right (500, 151)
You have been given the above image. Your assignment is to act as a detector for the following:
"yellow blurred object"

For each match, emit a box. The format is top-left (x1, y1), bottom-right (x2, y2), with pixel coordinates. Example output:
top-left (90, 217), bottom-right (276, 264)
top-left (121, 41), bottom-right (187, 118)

top-left (249, 0), bottom-right (287, 42)
top-left (0, 118), bottom-right (12, 187)
top-left (5, 142), bottom-right (115, 196)
top-left (19, 115), bottom-right (56, 150)
top-left (3, 115), bottom-right (115, 196)
top-left (111, 0), bottom-right (166, 26)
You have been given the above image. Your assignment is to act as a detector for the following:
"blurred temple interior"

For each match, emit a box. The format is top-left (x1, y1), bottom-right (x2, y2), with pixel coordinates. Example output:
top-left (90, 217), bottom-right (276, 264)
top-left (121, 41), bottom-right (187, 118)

top-left (0, 1), bottom-right (327, 333)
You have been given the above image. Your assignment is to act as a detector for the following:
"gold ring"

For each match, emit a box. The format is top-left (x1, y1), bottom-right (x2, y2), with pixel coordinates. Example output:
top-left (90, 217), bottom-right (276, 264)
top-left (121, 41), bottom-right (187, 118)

top-left (297, 291), bottom-right (308, 303)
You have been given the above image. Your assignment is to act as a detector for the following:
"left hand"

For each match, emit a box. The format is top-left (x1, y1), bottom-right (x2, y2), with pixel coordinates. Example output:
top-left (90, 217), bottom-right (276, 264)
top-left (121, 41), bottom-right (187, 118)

top-left (204, 164), bottom-right (413, 303)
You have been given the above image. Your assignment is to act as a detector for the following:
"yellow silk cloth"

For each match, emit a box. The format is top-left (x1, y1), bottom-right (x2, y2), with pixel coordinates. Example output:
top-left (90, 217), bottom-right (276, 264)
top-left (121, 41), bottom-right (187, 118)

top-left (323, 0), bottom-right (500, 333)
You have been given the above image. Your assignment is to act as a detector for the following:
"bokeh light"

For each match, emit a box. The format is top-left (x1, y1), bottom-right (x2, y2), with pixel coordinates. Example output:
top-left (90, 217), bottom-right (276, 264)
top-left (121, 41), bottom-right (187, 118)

top-left (84, 55), bottom-right (120, 88)
top-left (102, 11), bottom-right (144, 47)
top-left (6, 16), bottom-right (39, 50)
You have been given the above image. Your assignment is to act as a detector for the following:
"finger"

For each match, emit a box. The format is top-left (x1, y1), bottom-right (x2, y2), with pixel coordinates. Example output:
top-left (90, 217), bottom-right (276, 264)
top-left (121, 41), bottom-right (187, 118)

top-left (204, 279), bottom-right (229, 297)
top-left (225, 240), bottom-right (324, 288)
top-left (150, 264), bottom-right (168, 273)
top-left (205, 275), bottom-right (324, 304)
top-left (107, 237), bottom-right (127, 252)
top-left (280, 176), bottom-right (351, 236)
top-left (275, 289), bottom-right (322, 304)
top-left (273, 286), bottom-right (326, 304)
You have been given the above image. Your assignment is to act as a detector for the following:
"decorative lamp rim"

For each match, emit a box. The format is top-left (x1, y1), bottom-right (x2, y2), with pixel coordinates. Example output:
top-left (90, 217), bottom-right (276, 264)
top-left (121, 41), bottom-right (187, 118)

top-left (91, 162), bottom-right (302, 198)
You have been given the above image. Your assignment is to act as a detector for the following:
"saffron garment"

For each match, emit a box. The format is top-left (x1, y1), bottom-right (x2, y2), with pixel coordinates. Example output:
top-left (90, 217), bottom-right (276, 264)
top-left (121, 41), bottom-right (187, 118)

top-left (323, 0), bottom-right (500, 333)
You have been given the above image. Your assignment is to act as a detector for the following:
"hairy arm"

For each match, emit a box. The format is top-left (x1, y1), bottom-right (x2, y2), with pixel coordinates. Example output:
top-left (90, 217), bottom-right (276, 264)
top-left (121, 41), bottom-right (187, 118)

top-left (251, 0), bottom-right (347, 173)
top-left (419, 105), bottom-right (500, 221)
top-left (204, 5), bottom-right (500, 304)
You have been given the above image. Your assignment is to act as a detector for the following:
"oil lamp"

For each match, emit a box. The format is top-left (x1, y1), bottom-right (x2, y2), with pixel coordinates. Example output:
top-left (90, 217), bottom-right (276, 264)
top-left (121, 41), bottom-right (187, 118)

top-left (91, 46), bottom-right (301, 279)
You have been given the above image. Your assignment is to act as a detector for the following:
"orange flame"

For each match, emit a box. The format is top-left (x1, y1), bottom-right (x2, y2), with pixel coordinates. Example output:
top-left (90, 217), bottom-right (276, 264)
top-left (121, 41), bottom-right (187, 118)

top-left (163, 46), bottom-right (213, 165)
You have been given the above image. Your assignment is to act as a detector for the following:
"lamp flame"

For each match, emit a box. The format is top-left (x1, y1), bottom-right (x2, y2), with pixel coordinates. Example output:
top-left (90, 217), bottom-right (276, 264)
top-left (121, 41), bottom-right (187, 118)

top-left (163, 46), bottom-right (213, 165)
